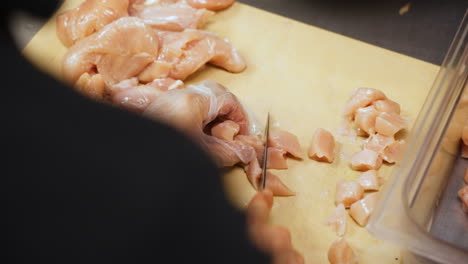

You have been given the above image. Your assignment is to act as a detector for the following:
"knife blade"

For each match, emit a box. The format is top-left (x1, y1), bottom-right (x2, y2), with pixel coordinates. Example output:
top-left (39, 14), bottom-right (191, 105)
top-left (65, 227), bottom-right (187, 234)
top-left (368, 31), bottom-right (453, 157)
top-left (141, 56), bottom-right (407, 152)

top-left (260, 113), bottom-right (270, 190)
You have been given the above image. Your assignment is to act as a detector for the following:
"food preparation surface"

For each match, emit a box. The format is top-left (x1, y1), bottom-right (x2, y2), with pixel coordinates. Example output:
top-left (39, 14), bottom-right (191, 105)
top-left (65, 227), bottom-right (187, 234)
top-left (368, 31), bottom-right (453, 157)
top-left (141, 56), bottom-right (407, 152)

top-left (23, 1), bottom-right (440, 263)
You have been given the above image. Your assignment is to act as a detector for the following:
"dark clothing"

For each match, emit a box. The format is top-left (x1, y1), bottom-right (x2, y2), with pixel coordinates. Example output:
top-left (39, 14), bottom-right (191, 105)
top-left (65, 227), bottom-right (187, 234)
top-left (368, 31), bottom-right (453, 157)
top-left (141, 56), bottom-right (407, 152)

top-left (2, 2), bottom-right (267, 263)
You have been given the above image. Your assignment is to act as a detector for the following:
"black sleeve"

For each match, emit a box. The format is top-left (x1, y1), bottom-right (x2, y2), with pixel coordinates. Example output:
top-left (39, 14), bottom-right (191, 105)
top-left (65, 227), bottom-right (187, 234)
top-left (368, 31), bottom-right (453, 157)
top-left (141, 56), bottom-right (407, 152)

top-left (2, 32), bottom-right (268, 264)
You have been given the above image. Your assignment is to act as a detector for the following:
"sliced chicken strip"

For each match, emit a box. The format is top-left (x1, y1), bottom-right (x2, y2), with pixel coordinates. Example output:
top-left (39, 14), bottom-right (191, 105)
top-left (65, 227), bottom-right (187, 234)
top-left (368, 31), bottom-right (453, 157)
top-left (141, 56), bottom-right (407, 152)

top-left (374, 112), bottom-right (407, 137)
top-left (186, 0), bottom-right (236, 10)
top-left (351, 149), bottom-right (383, 171)
top-left (268, 130), bottom-right (303, 159)
top-left (356, 170), bottom-right (380, 191)
top-left (335, 180), bottom-right (364, 208)
top-left (57, 0), bottom-right (129, 47)
top-left (373, 99), bottom-right (401, 114)
top-left (324, 203), bottom-right (346, 237)
top-left (211, 120), bottom-right (240, 141)
top-left (343, 88), bottom-right (387, 118)
top-left (267, 148), bottom-right (288, 170)
top-left (328, 238), bottom-right (357, 264)
top-left (349, 192), bottom-right (379, 226)
top-left (308, 128), bottom-right (335, 163)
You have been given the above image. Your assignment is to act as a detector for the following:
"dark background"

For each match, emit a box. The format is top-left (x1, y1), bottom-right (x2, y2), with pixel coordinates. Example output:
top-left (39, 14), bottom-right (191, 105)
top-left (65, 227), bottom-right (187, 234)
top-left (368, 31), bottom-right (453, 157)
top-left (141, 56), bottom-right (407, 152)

top-left (241, 0), bottom-right (467, 65)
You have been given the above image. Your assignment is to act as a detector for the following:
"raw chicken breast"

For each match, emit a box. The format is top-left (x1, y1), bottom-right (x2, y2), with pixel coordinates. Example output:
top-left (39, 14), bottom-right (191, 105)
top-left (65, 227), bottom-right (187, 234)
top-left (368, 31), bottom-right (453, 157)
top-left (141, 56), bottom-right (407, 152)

top-left (343, 88), bottom-right (387, 118)
top-left (75, 72), bottom-right (106, 100)
top-left (211, 120), bottom-right (240, 141)
top-left (157, 29), bottom-right (246, 80)
top-left (335, 180), bottom-right (364, 208)
top-left (350, 149), bottom-right (383, 171)
top-left (186, 0), bottom-right (236, 11)
top-left (328, 238), bottom-right (357, 264)
top-left (308, 128), bottom-right (335, 163)
top-left (57, 0), bottom-right (129, 47)
top-left (235, 134), bottom-right (264, 162)
top-left (458, 185), bottom-right (468, 212)
top-left (267, 148), bottom-right (288, 170)
top-left (324, 203), bottom-right (346, 236)
top-left (373, 99), bottom-right (401, 114)
top-left (244, 160), bottom-right (294, 196)
top-left (382, 140), bottom-right (406, 164)
top-left (354, 105), bottom-right (379, 135)
top-left (130, 3), bottom-right (214, 31)
top-left (374, 112), bottom-right (407, 137)
top-left (349, 192), bottom-right (379, 226)
top-left (268, 130), bottom-right (303, 159)
top-left (62, 17), bottom-right (159, 91)
top-left (363, 133), bottom-right (395, 154)
top-left (356, 170), bottom-right (380, 191)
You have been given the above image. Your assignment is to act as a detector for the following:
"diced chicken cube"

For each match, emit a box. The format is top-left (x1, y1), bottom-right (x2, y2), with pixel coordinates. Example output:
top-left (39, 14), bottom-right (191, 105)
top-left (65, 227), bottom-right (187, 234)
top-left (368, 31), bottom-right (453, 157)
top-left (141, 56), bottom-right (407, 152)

top-left (374, 112), bottom-right (406, 137)
top-left (335, 180), bottom-right (365, 208)
top-left (267, 148), bottom-right (288, 169)
top-left (211, 120), bottom-right (240, 141)
top-left (373, 99), bottom-right (401, 114)
top-left (324, 203), bottom-right (346, 236)
top-left (268, 130), bottom-right (303, 159)
top-left (458, 186), bottom-right (468, 213)
top-left (350, 149), bottom-right (383, 171)
top-left (356, 170), bottom-right (380, 191)
top-left (382, 140), bottom-right (406, 164)
top-left (343, 88), bottom-right (387, 118)
top-left (354, 106), bottom-right (379, 135)
top-left (349, 192), bottom-right (379, 226)
top-left (308, 128), bottom-right (335, 163)
top-left (363, 133), bottom-right (395, 154)
top-left (328, 238), bottom-right (357, 264)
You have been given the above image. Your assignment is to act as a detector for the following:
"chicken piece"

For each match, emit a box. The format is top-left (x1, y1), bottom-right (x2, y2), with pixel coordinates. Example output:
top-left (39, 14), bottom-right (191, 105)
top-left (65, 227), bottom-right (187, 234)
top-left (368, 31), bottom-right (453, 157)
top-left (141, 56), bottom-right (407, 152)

top-left (268, 130), bottom-right (303, 159)
top-left (335, 180), bottom-right (364, 208)
top-left (374, 112), bottom-right (407, 137)
top-left (324, 203), bottom-right (346, 236)
top-left (373, 99), bottom-right (401, 114)
top-left (157, 29), bottom-right (246, 80)
top-left (349, 192), bottom-right (379, 226)
top-left (459, 185), bottom-right (468, 212)
top-left (382, 140), bottom-right (406, 164)
top-left (356, 170), bottom-right (380, 191)
top-left (75, 73), bottom-right (106, 100)
top-left (354, 106), bottom-right (379, 135)
top-left (186, 0), bottom-right (236, 11)
top-left (62, 17), bottom-right (159, 93)
top-left (137, 61), bottom-right (173, 83)
top-left (343, 88), bottom-right (387, 118)
top-left (308, 128), bottom-right (335, 163)
top-left (363, 133), bottom-right (395, 154)
top-left (57, 0), bottom-right (129, 47)
top-left (465, 168), bottom-right (468, 184)
top-left (351, 149), bottom-right (383, 171)
top-left (244, 160), bottom-right (294, 196)
top-left (211, 120), bottom-right (240, 141)
top-left (130, 3), bottom-right (214, 31)
top-left (328, 238), bottom-right (357, 264)
top-left (267, 148), bottom-right (288, 170)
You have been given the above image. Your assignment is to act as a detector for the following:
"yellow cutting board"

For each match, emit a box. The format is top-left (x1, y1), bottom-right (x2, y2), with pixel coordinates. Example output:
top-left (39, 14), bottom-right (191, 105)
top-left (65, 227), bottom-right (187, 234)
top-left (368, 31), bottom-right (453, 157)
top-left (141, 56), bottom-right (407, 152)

top-left (23, 1), bottom-right (440, 263)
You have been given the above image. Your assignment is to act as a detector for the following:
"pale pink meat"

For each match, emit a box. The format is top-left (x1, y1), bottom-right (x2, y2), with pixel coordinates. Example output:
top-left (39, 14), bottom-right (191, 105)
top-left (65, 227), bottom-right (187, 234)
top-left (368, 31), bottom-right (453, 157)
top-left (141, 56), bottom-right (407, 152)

top-left (157, 29), bottom-right (246, 80)
top-left (373, 99), bottom-right (401, 114)
top-left (324, 203), bottom-right (346, 237)
top-left (308, 128), bottom-right (335, 163)
top-left (267, 148), bottom-right (288, 170)
top-left (328, 238), bottom-right (357, 264)
top-left (130, 4), bottom-right (214, 31)
top-left (186, 0), bottom-right (236, 10)
top-left (349, 192), bottom-right (379, 226)
top-left (244, 161), bottom-right (294, 197)
top-left (356, 170), bottom-right (380, 191)
top-left (137, 61), bottom-right (173, 83)
top-left (459, 185), bottom-right (468, 212)
top-left (62, 17), bottom-right (159, 91)
top-left (374, 112), bottom-right (407, 137)
top-left (57, 0), bottom-right (129, 47)
top-left (211, 120), bottom-right (240, 141)
top-left (75, 73), bottom-right (106, 100)
top-left (343, 88), bottom-right (387, 118)
top-left (350, 149), bottom-right (383, 171)
top-left (382, 140), bottom-right (406, 164)
top-left (363, 133), bottom-right (395, 154)
top-left (335, 180), bottom-right (364, 208)
top-left (235, 134), bottom-right (264, 162)
top-left (354, 105), bottom-right (379, 135)
top-left (268, 130), bottom-right (303, 159)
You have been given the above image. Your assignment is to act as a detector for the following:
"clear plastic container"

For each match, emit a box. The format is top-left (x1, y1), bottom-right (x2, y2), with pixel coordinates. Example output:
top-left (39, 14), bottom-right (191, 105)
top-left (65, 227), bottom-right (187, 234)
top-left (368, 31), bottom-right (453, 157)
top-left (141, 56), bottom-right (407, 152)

top-left (367, 10), bottom-right (468, 264)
